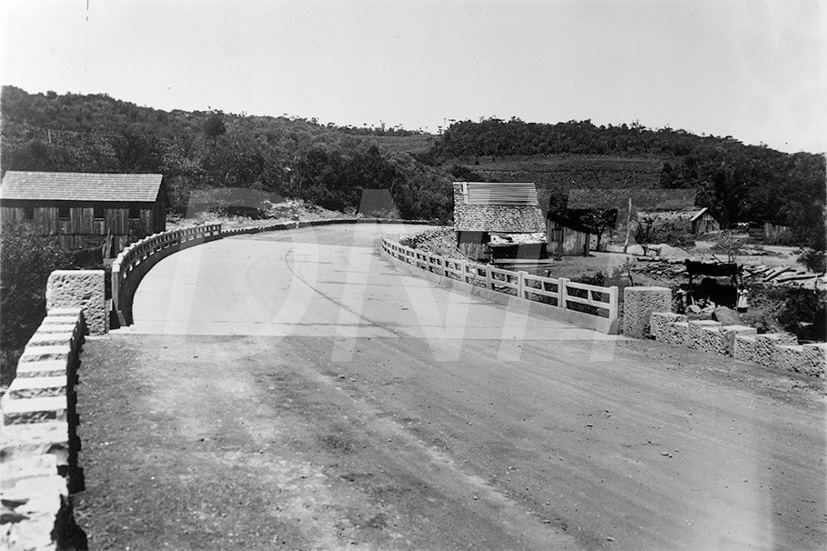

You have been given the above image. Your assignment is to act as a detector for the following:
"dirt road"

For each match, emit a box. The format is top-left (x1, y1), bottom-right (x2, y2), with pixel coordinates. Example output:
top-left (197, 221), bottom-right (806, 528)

top-left (75, 223), bottom-right (826, 550)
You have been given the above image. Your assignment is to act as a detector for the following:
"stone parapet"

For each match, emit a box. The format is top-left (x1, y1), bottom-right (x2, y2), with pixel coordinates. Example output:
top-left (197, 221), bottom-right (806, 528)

top-left (648, 312), bottom-right (825, 377)
top-left (622, 287), bottom-right (672, 338)
top-left (0, 309), bottom-right (86, 551)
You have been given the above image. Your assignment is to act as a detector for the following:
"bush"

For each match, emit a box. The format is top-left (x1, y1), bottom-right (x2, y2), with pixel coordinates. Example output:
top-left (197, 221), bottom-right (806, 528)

top-left (1, 221), bottom-right (79, 384)
top-left (798, 248), bottom-right (826, 274)
top-left (778, 288), bottom-right (826, 342)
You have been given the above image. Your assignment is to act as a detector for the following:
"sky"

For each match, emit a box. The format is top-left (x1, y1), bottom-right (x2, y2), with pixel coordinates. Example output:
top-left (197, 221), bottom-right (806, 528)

top-left (1, 0), bottom-right (825, 154)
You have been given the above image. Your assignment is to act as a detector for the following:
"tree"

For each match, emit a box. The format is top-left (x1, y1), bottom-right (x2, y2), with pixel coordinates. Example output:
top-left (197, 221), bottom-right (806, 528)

top-left (203, 110), bottom-right (227, 142)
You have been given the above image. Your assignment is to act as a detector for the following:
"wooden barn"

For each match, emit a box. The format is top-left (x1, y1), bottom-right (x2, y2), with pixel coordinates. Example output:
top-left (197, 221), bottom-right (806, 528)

top-left (547, 213), bottom-right (593, 256)
top-left (637, 207), bottom-right (720, 236)
top-left (453, 182), bottom-right (547, 262)
top-left (0, 171), bottom-right (166, 254)
top-left (689, 207), bottom-right (719, 234)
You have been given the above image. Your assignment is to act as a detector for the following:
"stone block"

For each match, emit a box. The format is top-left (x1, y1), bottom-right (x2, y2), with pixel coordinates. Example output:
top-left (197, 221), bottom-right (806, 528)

top-left (720, 325), bottom-right (757, 356)
top-left (802, 343), bottom-right (827, 376)
top-left (18, 345), bottom-right (71, 364)
top-left (27, 332), bottom-right (74, 348)
top-left (650, 312), bottom-right (686, 340)
top-left (660, 321), bottom-right (689, 347)
top-left (15, 361), bottom-right (67, 379)
top-left (47, 270), bottom-right (106, 335)
top-left (773, 345), bottom-right (808, 374)
top-left (35, 323), bottom-right (78, 333)
top-left (0, 456), bottom-right (66, 551)
top-left (7, 376), bottom-right (67, 400)
top-left (1, 397), bottom-right (67, 426)
top-left (734, 334), bottom-right (758, 363)
top-left (686, 320), bottom-right (722, 351)
top-left (0, 422), bottom-right (69, 466)
top-left (622, 286), bottom-right (672, 338)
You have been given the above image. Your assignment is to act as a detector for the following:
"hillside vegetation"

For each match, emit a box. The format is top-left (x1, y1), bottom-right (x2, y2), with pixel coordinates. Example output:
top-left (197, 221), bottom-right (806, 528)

top-left (424, 118), bottom-right (825, 254)
top-left (1, 87), bottom-right (824, 254)
top-left (0, 86), bottom-right (452, 220)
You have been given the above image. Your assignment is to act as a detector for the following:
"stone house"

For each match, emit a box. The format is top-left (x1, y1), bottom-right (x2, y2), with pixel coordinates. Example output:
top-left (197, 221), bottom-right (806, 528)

top-left (453, 182), bottom-right (547, 261)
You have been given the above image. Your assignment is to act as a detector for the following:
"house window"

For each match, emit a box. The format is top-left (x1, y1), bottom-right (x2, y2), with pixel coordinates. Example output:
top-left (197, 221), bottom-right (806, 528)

top-left (23, 207), bottom-right (34, 220)
top-left (58, 206), bottom-right (70, 220)
top-left (128, 205), bottom-right (141, 219)
top-left (93, 206), bottom-right (105, 220)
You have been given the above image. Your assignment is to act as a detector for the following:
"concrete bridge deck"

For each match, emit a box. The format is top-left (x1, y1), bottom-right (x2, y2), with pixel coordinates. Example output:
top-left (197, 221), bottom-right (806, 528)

top-left (75, 223), bottom-right (826, 550)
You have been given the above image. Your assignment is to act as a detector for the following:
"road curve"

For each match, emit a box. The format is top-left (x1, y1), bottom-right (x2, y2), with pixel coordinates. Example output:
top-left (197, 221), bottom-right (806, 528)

top-left (77, 223), bottom-right (825, 550)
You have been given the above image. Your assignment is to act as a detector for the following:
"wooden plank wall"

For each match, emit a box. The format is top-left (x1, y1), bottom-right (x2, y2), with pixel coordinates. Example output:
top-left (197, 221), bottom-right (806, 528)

top-left (2, 201), bottom-right (163, 252)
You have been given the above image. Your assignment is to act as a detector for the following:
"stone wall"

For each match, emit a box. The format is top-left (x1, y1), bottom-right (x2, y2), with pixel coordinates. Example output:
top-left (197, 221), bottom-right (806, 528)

top-left (1, 308), bottom-right (86, 551)
top-left (650, 311), bottom-right (826, 376)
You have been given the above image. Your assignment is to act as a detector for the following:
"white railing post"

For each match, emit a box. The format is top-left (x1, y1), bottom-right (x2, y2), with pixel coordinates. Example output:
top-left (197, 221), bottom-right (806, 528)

top-left (559, 277), bottom-right (569, 309)
top-left (608, 285), bottom-right (619, 321)
top-left (518, 271), bottom-right (526, 299)
top-left (460, 260), bottom-right (468, 283)
top-left (486, 266), bottom-right (492, 290)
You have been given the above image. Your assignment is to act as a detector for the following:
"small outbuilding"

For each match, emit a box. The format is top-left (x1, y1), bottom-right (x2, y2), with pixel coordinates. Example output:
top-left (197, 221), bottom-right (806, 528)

top-left (546, 212), bottom-right (593, 256)
top-left (0, 171), bottom-right (166, 253)
top-left (453, 182), bottom-right (547, 262)
top-left (637, 207), bottom-right (720, 236)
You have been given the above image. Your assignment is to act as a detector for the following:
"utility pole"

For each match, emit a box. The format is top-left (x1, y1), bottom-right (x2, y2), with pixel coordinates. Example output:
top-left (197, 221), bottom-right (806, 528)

top-left (623, 196), bottom-right (633, 254)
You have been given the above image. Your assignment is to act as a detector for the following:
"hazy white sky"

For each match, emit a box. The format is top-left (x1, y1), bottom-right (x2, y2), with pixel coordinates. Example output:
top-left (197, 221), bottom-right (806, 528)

top-left (1, 0), bottom-right (825, 153)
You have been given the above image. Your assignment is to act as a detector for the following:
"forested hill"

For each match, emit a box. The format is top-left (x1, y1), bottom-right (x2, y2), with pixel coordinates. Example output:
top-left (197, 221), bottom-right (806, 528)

top-left (424, 117), bottom-right (825, 250)
top-left (0, 86), bottom-right (452, 220)
top-left (1, 87), bottom-right (824, 251)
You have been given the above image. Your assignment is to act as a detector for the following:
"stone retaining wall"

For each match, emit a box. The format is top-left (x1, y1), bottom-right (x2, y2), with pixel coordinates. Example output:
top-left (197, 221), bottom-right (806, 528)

top-left (1, 308), bottom-right (86, 551)
top-left (650, 311), bottom-right (826, 376)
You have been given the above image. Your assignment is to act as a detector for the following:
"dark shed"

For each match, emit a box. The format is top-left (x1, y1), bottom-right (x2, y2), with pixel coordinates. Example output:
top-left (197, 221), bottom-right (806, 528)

top-left (0, 171), bottom-right (166, 253)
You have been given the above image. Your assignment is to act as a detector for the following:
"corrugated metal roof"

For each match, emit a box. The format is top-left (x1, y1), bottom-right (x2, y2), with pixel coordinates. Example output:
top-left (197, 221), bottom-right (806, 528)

top-left (0, 171), bottom-right (163, 202)
top-left (462, 182), bottom-right (539, 206)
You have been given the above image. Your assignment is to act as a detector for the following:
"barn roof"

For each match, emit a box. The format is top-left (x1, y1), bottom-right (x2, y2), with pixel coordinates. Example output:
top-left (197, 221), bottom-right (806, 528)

top-left (0, 171), bottom-right (164, 202)
top-left (453, 182), bottom-right (545, 233)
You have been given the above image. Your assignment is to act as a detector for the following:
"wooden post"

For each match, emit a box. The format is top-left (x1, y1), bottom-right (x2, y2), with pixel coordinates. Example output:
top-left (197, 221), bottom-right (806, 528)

top-left (486, 266), bottom-right (493, 290)
top-left (623, 196), bottom-right (632, 255)
top-left (559, 277), bottom-right (569, 309)
top-left (460, 260), bottom-right (468, 283)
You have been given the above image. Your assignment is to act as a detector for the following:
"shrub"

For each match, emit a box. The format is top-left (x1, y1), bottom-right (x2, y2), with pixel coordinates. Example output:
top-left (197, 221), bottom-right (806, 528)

top-left (1, 221), bottom-right (79, 384)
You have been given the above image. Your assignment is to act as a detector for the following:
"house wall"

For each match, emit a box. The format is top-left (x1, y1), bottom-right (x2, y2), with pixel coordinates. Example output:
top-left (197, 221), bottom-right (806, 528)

top-left (547, 220), bottom-right (590, 256)
top-left (1, 200), bottom-right (164, 251)
top-left (692, 212), bottom-right (719, 234)
top-left (456, 231), bottom-right (489, 261)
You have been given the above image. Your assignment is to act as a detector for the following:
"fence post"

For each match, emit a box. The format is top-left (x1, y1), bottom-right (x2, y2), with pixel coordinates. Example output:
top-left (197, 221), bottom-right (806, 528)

top-left (559, 277), bottom-right (569, 309)
top-left (518, 271), bottom-right (526, 299)
top-left (486, 266), bottom-right (493, 290)
top-left (608, 285), bottom-right (619, 321)
top-left (460, 260), bottom-right (468, 284)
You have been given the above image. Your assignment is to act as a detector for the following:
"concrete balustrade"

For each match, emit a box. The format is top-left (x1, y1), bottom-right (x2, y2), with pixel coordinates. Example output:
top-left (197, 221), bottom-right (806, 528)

top-left (1, 308), bottom-right (86, 551)
top-left (380, 236), bottom-right (621, 334)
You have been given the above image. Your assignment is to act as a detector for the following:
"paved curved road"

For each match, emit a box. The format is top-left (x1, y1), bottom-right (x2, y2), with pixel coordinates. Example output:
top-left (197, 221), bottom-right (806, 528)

top-left (78, 223), bottom-right (825, 550)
